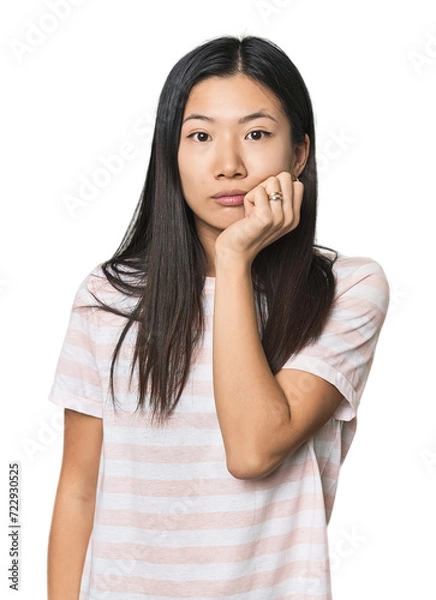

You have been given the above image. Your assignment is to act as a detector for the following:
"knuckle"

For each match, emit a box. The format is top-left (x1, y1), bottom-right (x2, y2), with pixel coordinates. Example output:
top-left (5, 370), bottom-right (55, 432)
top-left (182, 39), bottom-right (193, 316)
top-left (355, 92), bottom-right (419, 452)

top-left (280, 171), bottom-right (292, 184)
top-left (266, 175), bottom-right (279, 187)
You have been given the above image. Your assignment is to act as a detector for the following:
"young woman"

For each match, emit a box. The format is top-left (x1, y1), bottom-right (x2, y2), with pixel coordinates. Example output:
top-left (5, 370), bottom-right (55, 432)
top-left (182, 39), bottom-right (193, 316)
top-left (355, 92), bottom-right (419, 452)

top-left (47, 35), bottom-right (389, 599)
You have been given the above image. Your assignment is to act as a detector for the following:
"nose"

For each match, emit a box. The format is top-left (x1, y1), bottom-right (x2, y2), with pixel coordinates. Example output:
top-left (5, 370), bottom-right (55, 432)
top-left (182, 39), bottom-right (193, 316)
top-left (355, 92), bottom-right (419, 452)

top-left (213, 137), bottom-right (247, 179)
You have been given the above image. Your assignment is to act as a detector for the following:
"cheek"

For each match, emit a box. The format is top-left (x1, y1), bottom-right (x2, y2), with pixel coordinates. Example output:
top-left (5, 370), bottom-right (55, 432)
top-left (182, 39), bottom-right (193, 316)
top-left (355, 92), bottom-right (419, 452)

top-left (178, 157), bottom-right (207, 202)
top-left (274, 141), bottom-right (294, 169)
top-left (179, 151), bottom-right (200, 184)
top-left (177, 158), bottom-right (192, 194)
top-left (251, 140), bottom-right (293, 171)
top-left (251, 152), bottom-right (292, 177)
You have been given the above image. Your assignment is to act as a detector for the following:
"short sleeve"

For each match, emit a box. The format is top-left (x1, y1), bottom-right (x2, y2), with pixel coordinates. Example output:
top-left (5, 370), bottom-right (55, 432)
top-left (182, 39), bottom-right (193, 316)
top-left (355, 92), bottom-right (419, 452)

top-left (282, 256), bottom-right (390, 421)
top-left (48, 267), bottom-right (105, 418)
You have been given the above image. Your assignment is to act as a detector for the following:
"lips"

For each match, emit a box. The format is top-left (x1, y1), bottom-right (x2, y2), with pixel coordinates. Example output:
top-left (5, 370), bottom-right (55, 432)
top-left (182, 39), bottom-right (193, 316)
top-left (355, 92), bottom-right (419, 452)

top-left (212, 189), bottom-right (247, 206)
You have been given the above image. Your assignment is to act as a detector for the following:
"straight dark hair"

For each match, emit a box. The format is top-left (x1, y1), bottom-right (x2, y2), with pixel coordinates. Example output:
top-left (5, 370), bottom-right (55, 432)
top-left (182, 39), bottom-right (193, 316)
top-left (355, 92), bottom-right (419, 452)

top-left (90, 35), bottom-right (337, 426)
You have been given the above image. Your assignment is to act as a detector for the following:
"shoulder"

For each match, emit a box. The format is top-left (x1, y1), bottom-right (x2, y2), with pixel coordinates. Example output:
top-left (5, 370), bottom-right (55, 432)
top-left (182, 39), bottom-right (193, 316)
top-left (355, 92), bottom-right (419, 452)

top-left (333, 253), bottom-right (388, 280)
top-left (332, 253), bottom-right (390, 293)
top-left (73, 262), bottom-right (138, 314)
top-left (330, 253), bottom-right (390, 324)
top-left (73, 263), bottom-right (112, 304)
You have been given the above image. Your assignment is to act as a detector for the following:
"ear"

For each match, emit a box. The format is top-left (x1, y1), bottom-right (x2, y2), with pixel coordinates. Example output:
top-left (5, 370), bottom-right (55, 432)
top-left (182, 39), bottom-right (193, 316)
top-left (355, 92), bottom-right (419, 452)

top-left (292, 134), bottom-right (310, 178)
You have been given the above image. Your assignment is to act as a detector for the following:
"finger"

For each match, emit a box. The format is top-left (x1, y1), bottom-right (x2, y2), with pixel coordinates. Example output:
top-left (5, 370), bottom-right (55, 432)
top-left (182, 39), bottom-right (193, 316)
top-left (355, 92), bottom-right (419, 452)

top-left (244, 176), bottom-right (281, 217)
top-left (274, 172), bottom-right (293, 218)
top-left (279, 174), bottom-right (303, 231)
top-left (263, 175), bottom-right (286, 224)
top-left (262, 175), bottom-right (284, 207)
top-left (290, 179), bottom-right (304, 228)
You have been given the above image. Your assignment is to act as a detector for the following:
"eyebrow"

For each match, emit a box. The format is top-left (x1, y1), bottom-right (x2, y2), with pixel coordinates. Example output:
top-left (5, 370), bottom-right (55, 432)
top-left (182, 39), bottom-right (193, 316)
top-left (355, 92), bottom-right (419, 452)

top-left (182, 111), bottom-right (278, 125)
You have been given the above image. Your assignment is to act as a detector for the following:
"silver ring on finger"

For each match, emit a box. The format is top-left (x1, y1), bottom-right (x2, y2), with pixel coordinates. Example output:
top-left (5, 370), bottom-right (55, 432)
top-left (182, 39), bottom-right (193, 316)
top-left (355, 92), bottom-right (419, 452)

top-left (268, 191), bottom-right (283, 202)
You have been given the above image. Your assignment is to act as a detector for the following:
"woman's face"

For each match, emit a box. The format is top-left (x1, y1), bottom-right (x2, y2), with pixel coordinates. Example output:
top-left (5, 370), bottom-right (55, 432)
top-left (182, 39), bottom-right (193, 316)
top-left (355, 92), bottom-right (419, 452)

top-left (178, 74), bottom-right (301, 250)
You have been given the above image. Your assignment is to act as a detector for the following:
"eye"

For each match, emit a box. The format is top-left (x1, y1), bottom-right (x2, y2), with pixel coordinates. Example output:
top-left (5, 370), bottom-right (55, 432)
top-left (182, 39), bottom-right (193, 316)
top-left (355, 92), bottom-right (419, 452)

top-left (188, 132), bottom-right (211, 142)
top-left (246, 130), bottom-right (272, 141)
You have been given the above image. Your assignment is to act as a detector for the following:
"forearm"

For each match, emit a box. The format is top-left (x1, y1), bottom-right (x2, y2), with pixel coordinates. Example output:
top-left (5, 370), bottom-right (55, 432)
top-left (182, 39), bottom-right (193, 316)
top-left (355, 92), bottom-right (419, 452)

top-left (213, 255), bottom-right (290, 478)
top-left (47, 491), bottom-right (96, 600)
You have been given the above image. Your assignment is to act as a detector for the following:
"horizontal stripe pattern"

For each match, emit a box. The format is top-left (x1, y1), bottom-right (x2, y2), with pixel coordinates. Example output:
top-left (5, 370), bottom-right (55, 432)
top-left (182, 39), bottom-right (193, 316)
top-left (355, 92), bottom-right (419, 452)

top-left (49, 253), bottom-right (389, 599)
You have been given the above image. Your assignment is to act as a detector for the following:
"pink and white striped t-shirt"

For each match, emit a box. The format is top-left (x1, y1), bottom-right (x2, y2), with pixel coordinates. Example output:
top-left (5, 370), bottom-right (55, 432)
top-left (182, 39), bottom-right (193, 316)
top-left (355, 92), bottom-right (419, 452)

top-left (48, 253), bottom-right (389, 599)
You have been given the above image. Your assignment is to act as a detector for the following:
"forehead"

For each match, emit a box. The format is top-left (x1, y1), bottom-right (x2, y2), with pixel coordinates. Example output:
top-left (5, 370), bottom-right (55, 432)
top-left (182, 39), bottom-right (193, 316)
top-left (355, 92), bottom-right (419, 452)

top-left (183, 74), bottom-right (285, 119)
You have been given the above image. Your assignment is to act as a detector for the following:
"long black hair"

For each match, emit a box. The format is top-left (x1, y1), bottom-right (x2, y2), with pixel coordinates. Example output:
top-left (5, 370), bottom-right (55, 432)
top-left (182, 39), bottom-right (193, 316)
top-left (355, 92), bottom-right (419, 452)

top-left (91, 35), bottom-right (337, 426)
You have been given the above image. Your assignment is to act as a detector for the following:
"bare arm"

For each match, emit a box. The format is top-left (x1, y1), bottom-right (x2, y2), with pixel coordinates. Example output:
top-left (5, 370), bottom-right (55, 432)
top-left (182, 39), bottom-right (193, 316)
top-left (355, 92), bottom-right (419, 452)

top-left (213, 259), bottom-right (343, 480)
top-left (47, 408), bottom-right (103, 600)
top-left (213, 172), bottom-right (343, 479)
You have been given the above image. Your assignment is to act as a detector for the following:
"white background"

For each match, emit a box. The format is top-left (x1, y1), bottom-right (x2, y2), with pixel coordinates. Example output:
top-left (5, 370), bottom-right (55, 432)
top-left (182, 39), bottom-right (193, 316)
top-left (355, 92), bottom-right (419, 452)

top-left (1, 0), bottom-right (435, 598)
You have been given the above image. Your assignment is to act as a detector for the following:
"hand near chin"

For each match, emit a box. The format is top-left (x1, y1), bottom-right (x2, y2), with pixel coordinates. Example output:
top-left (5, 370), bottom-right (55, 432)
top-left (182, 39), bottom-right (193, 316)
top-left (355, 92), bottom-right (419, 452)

top-left (215, 171), bottom-right (303, 266)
